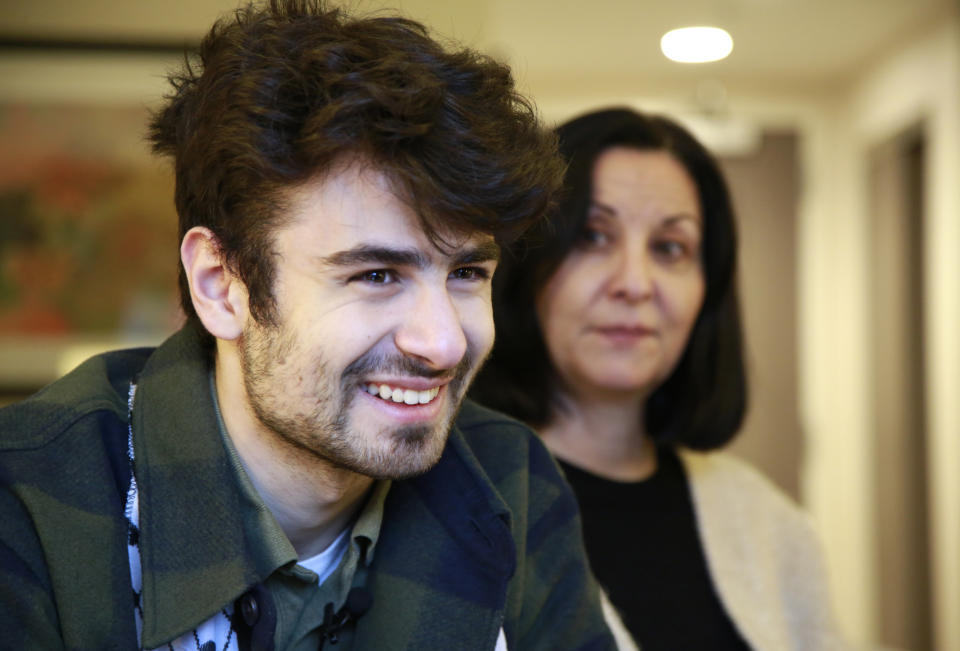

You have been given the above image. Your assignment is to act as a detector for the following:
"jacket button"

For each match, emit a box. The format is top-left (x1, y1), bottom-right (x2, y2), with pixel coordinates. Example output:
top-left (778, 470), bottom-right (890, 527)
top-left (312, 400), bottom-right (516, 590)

top-left (240, 593), bottom-right (259, 626)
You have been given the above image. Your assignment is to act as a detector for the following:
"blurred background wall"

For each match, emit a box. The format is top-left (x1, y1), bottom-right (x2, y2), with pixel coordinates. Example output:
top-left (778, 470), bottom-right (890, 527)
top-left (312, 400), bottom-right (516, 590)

top-left (1, 1), bottom-right (958, 648)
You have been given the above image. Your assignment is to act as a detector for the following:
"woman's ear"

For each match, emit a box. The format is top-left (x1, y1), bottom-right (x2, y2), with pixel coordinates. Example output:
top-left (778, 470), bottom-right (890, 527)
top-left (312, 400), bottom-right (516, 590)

top-left (180, 226), bottom-right (248, 341)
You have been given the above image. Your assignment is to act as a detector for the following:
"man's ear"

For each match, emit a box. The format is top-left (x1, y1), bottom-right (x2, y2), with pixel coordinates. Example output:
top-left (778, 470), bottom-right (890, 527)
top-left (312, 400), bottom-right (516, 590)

top-left (180, 226), bottom-right (248, 341)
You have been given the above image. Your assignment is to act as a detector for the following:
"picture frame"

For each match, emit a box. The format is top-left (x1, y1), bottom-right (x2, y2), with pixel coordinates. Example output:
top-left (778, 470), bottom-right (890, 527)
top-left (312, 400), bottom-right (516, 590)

top-left (0, 44), bottom-right (189, 391)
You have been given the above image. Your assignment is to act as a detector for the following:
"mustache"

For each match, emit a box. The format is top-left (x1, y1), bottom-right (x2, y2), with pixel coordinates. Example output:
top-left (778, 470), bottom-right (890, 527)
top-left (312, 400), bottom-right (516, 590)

top-left (340, 350), bottom-right (475, 387)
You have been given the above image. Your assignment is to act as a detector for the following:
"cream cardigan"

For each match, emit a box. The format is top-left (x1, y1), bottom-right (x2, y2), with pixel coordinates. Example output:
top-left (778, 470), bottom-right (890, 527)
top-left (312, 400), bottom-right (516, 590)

top-left (602, 449), bottom-right (848, 651)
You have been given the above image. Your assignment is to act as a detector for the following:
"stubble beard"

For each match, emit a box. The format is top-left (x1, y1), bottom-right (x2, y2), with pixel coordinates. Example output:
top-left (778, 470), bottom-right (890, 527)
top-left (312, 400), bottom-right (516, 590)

top-left (238, 320), bottom-right (478, 480)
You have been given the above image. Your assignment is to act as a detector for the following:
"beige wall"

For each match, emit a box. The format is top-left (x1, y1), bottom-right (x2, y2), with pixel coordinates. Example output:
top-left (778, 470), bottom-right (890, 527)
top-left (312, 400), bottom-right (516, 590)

top-left (837, 20), bottom-right (960, 650)
top-left (868, 129), bottom-right (931, 650)
top-left (722, 133), bottom-right (802, 502)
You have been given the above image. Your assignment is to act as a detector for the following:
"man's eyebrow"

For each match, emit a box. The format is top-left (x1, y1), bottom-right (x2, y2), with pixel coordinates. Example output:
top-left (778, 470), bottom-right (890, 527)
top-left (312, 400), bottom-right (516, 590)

top-left (318, 240), bottom-right (501, 270)
top-left (317, 246), bottom-right (428, 269)
top-left (452, 240), bottom-right (501, 265)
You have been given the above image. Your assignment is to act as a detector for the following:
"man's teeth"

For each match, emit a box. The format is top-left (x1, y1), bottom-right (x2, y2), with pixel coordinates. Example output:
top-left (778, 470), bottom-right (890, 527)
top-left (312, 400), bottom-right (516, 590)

top-left (365, 383), bottom-right (441, 405)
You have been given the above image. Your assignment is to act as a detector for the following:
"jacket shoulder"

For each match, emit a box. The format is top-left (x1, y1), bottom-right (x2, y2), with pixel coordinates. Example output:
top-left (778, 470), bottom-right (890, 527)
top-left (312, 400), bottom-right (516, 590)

top-left (0, 347), bottom-right (152, 451)
top-left (455, 403), bottom-right (615, 649)
top-left (454, 399), bottom-right (561, 483)
top-left (455, 399), bottom-right (536, 436)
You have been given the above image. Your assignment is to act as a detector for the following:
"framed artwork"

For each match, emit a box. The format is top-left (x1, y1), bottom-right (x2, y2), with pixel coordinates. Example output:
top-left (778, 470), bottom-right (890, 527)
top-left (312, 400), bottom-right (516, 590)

top-left (0, 50), bottom-right (185, 390)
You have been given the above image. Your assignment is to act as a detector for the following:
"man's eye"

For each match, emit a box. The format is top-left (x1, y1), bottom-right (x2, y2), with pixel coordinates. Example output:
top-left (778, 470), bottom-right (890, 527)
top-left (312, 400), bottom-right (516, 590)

top-left (352, 269), bottom-right (394, 284)
top-left (450, 266), bottom-right (489, 281)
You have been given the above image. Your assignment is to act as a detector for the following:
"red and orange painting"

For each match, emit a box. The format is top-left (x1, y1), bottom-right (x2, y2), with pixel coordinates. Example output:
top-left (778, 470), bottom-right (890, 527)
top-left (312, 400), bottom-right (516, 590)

top-left (0, 103), bottom-right (182, 338)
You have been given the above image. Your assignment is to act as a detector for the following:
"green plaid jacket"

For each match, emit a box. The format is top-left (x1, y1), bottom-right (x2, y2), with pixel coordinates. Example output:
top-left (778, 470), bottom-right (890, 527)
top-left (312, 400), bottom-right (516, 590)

top-left (0, 326), bottom-right (614, 650)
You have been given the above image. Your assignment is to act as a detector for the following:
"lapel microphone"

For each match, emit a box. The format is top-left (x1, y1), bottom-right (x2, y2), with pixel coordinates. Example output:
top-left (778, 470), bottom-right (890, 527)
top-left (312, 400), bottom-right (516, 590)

top-left (318, 586), bottom-right (373, 648)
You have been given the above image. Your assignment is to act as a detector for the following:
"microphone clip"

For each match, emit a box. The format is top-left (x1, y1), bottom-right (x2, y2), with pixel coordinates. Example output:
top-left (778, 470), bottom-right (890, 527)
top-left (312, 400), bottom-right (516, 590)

top-left (318, 587), bottom-right (373, 648)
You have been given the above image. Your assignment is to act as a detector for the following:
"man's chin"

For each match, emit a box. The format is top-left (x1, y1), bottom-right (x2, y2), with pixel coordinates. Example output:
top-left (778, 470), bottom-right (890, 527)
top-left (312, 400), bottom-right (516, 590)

top-left (310, 417), bottom-right (450, 480)
top-left (364, 424), bottom-right (450, 480)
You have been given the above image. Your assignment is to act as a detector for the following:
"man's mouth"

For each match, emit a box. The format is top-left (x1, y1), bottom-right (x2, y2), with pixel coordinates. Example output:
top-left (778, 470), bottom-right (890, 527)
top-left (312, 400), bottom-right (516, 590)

top-left (364, 383), bottom-right (442, 405)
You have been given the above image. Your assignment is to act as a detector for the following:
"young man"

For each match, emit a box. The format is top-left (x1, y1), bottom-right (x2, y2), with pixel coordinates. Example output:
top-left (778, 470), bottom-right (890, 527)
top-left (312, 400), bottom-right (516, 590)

top-left (0, 2), bottom-right (614, 649)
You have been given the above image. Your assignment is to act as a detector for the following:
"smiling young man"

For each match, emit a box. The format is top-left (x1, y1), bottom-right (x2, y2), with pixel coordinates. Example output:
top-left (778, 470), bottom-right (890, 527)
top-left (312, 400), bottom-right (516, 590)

top-left (0, 2), bottom-right (615, 650)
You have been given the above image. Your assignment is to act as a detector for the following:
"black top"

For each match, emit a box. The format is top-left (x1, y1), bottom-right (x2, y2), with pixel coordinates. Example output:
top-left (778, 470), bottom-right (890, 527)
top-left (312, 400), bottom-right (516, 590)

top-left (558, 447), bottom-right (750, 650)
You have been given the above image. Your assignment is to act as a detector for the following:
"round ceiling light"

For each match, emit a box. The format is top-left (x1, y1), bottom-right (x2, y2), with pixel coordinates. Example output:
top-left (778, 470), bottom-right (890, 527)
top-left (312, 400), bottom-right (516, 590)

top-left (660, 26), bottom-right (733, 63)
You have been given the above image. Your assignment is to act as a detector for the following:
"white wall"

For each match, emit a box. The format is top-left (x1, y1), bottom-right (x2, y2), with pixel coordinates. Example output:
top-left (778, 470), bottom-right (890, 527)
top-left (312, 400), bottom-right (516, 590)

top-left (791, 17), bottom-right (960, 649)
top-left (831, 19), bottom-right (960, 650)
top-left (798, 97), bottom-right (880, 644)
top-left (735, 18), bottom-right (960, 648)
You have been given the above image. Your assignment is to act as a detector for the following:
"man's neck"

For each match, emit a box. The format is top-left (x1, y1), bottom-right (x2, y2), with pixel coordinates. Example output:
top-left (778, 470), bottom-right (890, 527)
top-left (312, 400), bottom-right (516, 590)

top-left (213, 351), bottom-right (374, 560)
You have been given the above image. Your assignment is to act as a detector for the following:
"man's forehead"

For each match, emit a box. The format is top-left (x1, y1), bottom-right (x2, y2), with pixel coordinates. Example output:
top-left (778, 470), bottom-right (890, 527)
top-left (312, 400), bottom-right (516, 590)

top-left (419, 230), bottom-right (500, 260)
top-left (281, 159), bottom-right (499, 261)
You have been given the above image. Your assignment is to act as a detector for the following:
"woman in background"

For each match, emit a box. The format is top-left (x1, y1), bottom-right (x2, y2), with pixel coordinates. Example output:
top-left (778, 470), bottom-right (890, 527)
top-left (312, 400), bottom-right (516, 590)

top-left (471, 108), bottom-right (843, 650)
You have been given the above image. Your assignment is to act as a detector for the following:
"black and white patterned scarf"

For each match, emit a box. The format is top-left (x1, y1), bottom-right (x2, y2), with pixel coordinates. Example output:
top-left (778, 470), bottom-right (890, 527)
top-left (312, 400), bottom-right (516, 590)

top-left (125, 382), bottom-right (235, 651)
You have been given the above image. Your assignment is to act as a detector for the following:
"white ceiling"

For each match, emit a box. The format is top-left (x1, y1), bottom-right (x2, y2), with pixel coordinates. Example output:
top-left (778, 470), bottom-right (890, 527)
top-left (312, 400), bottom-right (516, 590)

top-left (2, 0), bottom-right (956, 96)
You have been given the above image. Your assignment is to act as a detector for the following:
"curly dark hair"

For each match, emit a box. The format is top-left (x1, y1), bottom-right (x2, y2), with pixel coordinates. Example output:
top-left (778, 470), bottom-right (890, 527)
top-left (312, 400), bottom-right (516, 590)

top-left (149, 0), bottom-right (563, 339)
top-left (471, 107), bottom-right (747, 450)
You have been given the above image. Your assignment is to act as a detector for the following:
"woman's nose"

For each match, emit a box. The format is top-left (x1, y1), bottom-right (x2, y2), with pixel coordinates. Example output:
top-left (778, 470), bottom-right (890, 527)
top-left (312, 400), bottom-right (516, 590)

top-left (608, 242), bottom-right (653, 302)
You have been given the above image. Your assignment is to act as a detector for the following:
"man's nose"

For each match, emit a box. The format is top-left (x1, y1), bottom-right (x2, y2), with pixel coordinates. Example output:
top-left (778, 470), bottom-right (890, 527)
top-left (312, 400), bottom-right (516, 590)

top-left (393, 287), bottom-right (468, 370)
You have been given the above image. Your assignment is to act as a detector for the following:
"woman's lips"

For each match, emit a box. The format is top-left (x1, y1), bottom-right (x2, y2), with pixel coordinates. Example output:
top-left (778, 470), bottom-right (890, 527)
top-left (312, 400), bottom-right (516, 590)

top-left (591, 325), bottom-right (657, 343)
top-left (593, 324), bottom-right (655, 336)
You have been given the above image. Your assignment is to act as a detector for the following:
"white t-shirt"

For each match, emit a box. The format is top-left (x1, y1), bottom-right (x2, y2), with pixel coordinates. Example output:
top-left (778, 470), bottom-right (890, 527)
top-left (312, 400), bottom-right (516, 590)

top-left (297, 527), bottom-right (351, 585)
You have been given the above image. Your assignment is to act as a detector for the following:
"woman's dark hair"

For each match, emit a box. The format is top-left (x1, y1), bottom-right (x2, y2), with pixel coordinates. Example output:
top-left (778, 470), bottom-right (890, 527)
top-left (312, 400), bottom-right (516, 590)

top-left (471, 107), bottom-right (747, 450)
top-left (149, 0), bottom-right (563, 344)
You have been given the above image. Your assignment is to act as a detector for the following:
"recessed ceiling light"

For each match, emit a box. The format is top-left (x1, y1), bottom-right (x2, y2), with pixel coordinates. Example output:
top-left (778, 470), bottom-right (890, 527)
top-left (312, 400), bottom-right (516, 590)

top-left (661, 26), bottom-right (733, 63)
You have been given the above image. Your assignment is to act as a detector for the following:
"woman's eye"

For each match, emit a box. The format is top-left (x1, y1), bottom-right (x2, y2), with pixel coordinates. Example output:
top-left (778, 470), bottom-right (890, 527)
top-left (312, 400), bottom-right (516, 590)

top-left (652, 240), bottom-right (691, 260)
top-left (579, 227), bottom-right (611, 248)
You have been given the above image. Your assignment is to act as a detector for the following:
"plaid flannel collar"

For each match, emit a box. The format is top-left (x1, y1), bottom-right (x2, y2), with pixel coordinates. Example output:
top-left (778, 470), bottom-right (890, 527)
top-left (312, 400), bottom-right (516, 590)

top-left (130, 326), bottom-right (510, 648)
top-left (131, 325), bottom-right (271, 647)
